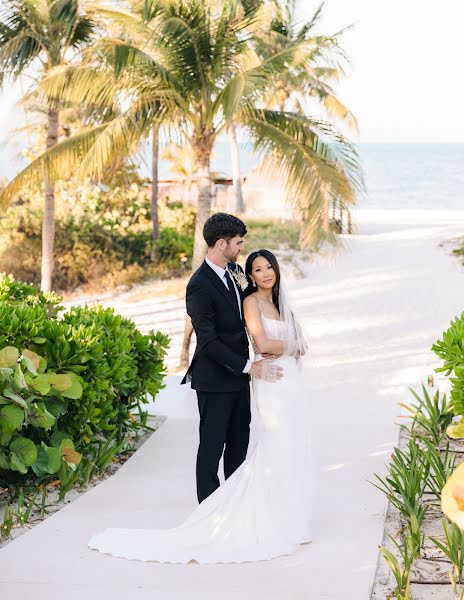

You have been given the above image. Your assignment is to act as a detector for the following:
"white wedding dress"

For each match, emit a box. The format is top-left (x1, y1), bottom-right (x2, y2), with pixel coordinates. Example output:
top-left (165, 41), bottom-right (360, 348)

top-left (88, 314), bottom-right (312, 563)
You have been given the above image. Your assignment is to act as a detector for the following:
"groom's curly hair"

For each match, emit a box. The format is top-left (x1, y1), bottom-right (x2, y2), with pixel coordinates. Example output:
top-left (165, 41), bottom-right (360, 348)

top-left (203, 213), bottom-right (247, 247)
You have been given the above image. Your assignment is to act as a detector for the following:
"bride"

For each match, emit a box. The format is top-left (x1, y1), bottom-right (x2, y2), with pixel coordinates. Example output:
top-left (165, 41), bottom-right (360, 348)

top-left (88, 249), bottom-right (312, 563)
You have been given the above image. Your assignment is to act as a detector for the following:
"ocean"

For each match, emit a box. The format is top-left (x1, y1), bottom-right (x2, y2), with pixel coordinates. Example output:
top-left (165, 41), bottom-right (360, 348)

top-left (2, 142), bottom-right (464, 210)
top-left (163, 142), bottom-right (464, 210)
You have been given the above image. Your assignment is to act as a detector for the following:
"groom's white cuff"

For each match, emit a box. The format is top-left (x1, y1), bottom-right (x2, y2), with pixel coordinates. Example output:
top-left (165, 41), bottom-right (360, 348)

top-left (242, 360), bottom-right (252, 374)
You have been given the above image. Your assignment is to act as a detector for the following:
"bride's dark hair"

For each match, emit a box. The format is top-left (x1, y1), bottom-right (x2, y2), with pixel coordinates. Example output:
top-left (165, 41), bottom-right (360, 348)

top-left (244, 249), bottom-right (281, 313)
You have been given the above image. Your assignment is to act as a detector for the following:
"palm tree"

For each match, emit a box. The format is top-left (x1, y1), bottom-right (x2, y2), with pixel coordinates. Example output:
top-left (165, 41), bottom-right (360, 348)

top-left (258, 0), bottom-right (359, 240)
top-left (0, 0), bottom-right (95, 291)
top-left (150, 123), bottom-right (160, 259)
top-left (0, 0), bottom-right (362, 363)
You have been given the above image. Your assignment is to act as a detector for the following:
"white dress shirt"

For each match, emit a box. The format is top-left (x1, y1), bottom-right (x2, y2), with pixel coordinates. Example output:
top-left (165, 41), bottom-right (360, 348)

top-left (205, 256), bottom-right (252, 374)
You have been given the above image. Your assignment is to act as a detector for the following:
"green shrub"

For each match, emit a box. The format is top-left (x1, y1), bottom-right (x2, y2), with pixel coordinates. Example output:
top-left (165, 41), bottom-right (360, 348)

top-left (0, 345), bottom-right (83, 482)
top-left (433, 313), bottom-right (464, 416)
top-left (246, 218), bottom-right (301, 251)
top-left (156, 227), bottom-right (193, 266)
top-left (0, 274), bottom-right (170, 490)
top-left (0, 183), bottom-right (196, 292)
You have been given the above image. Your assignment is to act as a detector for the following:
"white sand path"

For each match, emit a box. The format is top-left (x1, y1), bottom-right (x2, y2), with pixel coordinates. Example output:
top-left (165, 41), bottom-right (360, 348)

top-left (1, 210), bottom-right (464, 599)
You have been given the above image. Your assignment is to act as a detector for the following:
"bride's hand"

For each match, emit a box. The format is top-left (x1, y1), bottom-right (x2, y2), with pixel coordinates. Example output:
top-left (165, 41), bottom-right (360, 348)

top-left (249, 359), bottom-right (283, 382)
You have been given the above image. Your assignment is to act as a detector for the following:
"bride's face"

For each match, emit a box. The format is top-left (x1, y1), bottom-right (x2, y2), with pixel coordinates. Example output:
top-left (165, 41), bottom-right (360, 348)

top-left (251, 256), bottom-right (277, 290)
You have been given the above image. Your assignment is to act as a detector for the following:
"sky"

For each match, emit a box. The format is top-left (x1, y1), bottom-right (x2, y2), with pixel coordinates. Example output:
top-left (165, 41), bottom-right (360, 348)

top-left (304, 0), bottom-right (464, 143)
top-left (2, 0), bottom-right (464, 160)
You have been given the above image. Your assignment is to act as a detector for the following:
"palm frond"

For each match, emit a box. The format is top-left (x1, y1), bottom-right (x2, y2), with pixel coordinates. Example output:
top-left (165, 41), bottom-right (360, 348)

top-left (0, 122), bottom-right (108, 207)
top-left (320, 93), bottom-right (359, 133)
top-left (37, 64), bottom-right (121, 111)
top-left (212, 39), bottom-right (319, 123)
top-left (296, 2), bottom-right (324, 40)
top-left (240, 108), bottom-right (363, 248)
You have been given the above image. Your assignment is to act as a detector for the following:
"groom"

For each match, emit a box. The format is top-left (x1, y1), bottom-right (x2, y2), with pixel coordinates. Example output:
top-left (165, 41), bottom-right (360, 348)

top-left (182, 213), bottom-right (282, 503)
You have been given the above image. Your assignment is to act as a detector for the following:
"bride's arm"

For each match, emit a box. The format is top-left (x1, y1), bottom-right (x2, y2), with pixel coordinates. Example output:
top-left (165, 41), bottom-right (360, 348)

top-left (243, 296), bottom-right (286, 355)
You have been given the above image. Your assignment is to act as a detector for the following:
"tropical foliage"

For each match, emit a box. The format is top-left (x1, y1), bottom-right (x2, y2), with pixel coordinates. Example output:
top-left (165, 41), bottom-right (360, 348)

top-left (0, 182), bottom-right (196, 290)
top-left (0, 273), bottom-right (169, 493)
top-left (0, 0), bottom-right (97, 291)
top-left (371, 310), bottom-right (464, 598)
top-left (0, 0), bottom-right (362, 280)
top-left (433, 313), bottom-right (464, 421)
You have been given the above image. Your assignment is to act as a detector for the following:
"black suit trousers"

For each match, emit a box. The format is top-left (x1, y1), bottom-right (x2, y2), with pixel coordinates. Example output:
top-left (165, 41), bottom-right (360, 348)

top-left (196, 385), bottom-right (251, 504)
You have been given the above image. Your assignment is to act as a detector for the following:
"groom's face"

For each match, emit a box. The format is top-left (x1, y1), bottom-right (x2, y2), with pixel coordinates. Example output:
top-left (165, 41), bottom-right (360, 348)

top-left (222, 236), bottom-right (245, 263)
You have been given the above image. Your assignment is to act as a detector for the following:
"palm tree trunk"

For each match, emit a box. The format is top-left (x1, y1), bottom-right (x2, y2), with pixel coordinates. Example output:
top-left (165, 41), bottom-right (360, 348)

top-left (41, 105), bottom-right (59, 292)
top-left (191, 139), bottom-right (213, 271)
top-left (180, 137), bottom-right (213, 369)
top-left (230, 125), bottom-right (244, 213)
top-left (150, 125), bottom-right (160, 261)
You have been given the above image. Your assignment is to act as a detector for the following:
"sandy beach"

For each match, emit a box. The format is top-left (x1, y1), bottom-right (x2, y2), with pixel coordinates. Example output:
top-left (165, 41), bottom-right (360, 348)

top-left (2, 209), bottom-right (464, 599)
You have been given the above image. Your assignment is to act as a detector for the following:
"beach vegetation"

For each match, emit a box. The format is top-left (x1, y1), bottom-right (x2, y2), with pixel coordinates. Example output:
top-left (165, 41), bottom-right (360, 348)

top-left (400, 385), bottom-right (454, 446)
top-left (0, 0), bottom-right (97, 292)
top-left (0, 0), bottom-right (362, 291)
top-left (433, 314), bottom-right (464, 425)
top-left (0, 274), bottom-right (169, 512)
top-left (372, 379), bottom-right (462, 598)
top-left (430, 518), bottom-right (464, 598)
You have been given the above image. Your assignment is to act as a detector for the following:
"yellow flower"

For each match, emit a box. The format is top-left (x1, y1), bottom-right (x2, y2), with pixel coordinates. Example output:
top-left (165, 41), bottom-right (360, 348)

top-left (447, 420), bottom-right (464, 439)
top-left (442, 462), bottom-right (464, 529)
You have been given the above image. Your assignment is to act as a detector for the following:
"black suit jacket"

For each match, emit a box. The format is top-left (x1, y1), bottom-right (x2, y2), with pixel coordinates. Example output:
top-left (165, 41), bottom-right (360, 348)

top-left (181, 261), bottom-right (250, 392)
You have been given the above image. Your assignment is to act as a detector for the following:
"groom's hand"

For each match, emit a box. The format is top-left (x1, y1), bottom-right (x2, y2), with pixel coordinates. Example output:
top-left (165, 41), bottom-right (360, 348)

top-left (249, 359), bottom-right (283, 382)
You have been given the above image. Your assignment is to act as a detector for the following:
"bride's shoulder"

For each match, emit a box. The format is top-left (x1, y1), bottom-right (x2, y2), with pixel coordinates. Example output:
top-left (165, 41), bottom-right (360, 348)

top-left (243, 294), bottom-right (260, 309)
top-left (244, 292), bottom-right (258, 302)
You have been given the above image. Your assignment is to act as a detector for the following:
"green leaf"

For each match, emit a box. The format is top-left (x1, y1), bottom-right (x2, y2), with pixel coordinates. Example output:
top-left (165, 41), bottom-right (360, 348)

top-left (32, 445), bottom-right (64, 476)
top-left (49, 373), bottom-right (72, 392)
top-left (61, 374), bottom-right (83, 400)
top-left (29, 403), bottom-right (56, 430)
top-left (0, 450), bottom-right (9, 470)
top-left (31, 337), bottom-right (47, 344)
top-left (51, 430), bottom-right (71, 448)
top-left (26, 373), bottom-right (51, 395)
top-left (37, 356), bottom-right (47, 374)
top-left (9, 452), bottom-right (27, 474)
top-left (10, 437), bottom-right (37, 467)
top-left (0, 429), bottom-right (13, 446)
top-left (22, 349), bottom-right (41, 372)
top-left (3, 389), bottom-right (28, 410)
top-left (0, 347), bottom-right (19, 368)
top-left (32, 446), bottom-right (50, 477)
top-left (60, 438), bottom-right (75, 451)
top-left (49, 372), bottom-right (83, 399)
top-left (14, 364), bottom-right (27, 389)
top-left (0, 403), bottom-right (24, 432)
top-left (45, 398), bottom-right (68, 417)
top-left (44, 446), bottom-right (62, 474)
top-left (21, 355), bottom-right (37, 375)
